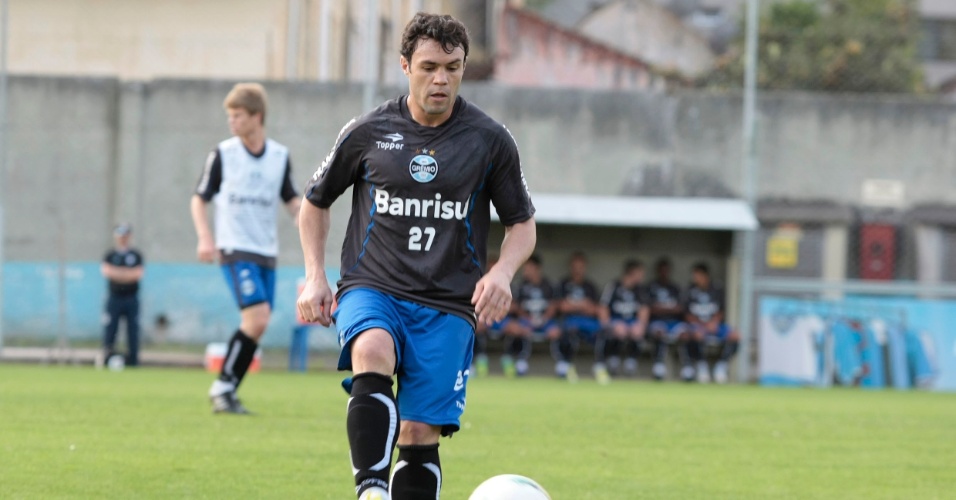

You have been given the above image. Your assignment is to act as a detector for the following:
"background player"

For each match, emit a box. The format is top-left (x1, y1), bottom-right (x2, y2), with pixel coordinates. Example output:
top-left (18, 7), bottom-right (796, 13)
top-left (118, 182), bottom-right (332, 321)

top-left (296, 12), bottom-right (536, 500)
top-left (647, 257), bottom-right (690, 381)
top-left (101, 223), bottom-right (144, 367)
top-left (190, 82), bottom-right (301, 414)
top-left (598, 259), bottom-right (650, 378)
top-left (500, 254), bottom-right (559, 377)
top-left (684, 262), bottom-right (738, 383)
top-left (552, 251), bottom-right (604, 383)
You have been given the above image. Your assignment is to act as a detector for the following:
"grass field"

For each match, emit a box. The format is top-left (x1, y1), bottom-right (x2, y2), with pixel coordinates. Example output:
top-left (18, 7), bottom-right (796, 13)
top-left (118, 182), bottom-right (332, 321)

top-left (2, 364), bottom-right (954, 499)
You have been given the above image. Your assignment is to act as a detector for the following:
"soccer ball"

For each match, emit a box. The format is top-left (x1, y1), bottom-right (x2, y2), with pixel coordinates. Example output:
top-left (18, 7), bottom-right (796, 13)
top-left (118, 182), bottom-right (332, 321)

top-left (468, 474), bottom-right (551, 500)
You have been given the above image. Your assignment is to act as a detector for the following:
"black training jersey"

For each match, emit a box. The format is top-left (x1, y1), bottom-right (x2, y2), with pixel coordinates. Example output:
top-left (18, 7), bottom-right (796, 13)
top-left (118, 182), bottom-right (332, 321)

top-left (685, 284), bottom-right (725, 322)
top-left (600, 280), bottom-right (648, 321)
top-left (647, 280), bottom-right (683, 322)
top-left (559, 278), bottom-right (599, 308)
top-left (515, 278), bottom-right (555, 322)
top-left (103, 248), bottom-right (143, 296)
top-left (305, 96), bottom-right (534, 323)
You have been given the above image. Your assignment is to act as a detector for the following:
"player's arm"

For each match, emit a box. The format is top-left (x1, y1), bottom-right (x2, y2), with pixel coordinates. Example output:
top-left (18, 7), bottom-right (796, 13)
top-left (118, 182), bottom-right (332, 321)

top-left (296, 117), bottom-right (366, 325)
top-left (192, 149), bottom-right (222, 263)
top-left (598, 284), bottom-right (613, 325)
top-left (297, 201), bottom-right (334, 326)
top-left (637, 304), bottom-right (651, 335)
top-left (190, 195), bottom-right (216, 263)
top-left (473, 217), bottom-right (536, 327)
top-left (280, 157), bottom-right (301, 225)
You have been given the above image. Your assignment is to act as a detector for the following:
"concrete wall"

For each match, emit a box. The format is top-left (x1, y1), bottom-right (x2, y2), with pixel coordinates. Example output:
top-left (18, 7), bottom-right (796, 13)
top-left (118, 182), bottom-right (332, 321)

top-left (4, 76), bottom-right (956, 343)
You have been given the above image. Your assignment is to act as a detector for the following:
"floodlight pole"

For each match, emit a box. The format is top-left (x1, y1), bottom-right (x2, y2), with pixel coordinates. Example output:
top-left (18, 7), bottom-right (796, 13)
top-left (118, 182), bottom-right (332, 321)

top-left (737, 0), bottom-right (760, 383)
top-left (363, 0), bottom-right (380, 112)
top-left (0, 0), bottom-right (9, 353)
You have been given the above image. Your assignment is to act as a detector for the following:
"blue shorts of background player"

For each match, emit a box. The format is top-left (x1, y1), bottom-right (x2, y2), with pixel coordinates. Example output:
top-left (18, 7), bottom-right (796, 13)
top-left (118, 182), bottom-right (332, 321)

top-left (649, 319), bottom-right (686, 342)
top-left (516, 318), bottom-right (559, 340)
top-left (563, 315), bottom-right (602, 342)
top-left (689, 322), bottom-right (733, 342)
top-left (221, 261), bottom-right (276, 309)
top-left (333, 288), bottom-right (474, 436)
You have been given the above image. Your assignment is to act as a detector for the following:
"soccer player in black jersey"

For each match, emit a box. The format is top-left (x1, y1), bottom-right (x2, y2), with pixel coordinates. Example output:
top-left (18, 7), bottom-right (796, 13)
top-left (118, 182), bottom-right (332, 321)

top-left (598, 259), bottom-right (650, 378)
top-left (297, 13), bottom-right (536, 500)
top-left (190, 83), bottom-right (301, 414)
top-left (553, 252), bottom-right (604, 383)
top-left (647, 257), bottom-right (690, 381)
top-left (501, 254), bottom-right (560, 377)
top-left (684, 262), bottom-right (739, 383)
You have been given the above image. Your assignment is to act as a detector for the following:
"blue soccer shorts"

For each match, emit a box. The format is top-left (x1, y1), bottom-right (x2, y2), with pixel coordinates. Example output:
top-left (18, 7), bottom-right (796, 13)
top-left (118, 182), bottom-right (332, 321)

top-left (562, 315), bottom-right (602, 342)
top-left (333, 288), bottom-right (475, 435)
top-left (649, 319), bottom-right (686, 341)
top-left (221, 261), bottom-right (276, 310)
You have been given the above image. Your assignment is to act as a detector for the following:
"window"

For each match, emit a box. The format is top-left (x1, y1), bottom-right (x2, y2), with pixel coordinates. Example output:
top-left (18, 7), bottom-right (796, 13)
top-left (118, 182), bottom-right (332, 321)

top-left (920, 19), bottom-right (956, 62)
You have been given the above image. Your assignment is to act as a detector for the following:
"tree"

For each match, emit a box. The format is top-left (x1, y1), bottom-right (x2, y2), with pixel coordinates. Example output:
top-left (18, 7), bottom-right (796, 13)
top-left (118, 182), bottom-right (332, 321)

top-left (701, 0), bottom-right (923, 93)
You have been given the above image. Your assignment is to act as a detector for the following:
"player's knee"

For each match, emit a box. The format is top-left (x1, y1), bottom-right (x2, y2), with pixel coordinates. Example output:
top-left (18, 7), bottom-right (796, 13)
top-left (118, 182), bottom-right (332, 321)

top-left (398, 421), bottom-right (441, 445)
top-left (351, 329), bottom-right (396, 374)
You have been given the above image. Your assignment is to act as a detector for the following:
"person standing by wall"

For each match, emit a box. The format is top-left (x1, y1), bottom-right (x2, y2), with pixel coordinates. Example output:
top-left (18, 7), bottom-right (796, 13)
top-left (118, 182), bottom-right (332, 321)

top-left (190, 82), bottom-right (301, 414)
top-left (101, 223), bottom-right (144, 367)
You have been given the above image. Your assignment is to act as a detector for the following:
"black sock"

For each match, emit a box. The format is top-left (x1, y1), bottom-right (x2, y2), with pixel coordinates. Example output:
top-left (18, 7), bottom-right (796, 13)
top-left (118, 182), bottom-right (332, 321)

top-left (625, 339), bottom-right (641, 358)
top-left (218, 329), bottom-right (258, 388)
top-left (348, 373), bottom-right (398, 497)
top-left (390, 444), bottom-right (441, 500)
top-left (655, 339), bottom-right (667, 363)
top-left (685, 340), bottom-right (701, 363)
top-left (721, 341), bottom-right (739, 361)
top-left (605, 338), bottom-right (621, 360)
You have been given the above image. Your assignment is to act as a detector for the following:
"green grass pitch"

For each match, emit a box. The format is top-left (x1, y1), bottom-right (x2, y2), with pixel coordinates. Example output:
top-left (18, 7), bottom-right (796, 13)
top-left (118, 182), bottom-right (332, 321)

top-left (2, 364), bottom-right (954, 499)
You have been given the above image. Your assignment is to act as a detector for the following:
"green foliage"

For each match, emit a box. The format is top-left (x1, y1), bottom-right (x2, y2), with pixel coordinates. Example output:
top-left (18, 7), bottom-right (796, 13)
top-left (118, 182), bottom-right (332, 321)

top-left (703, 0), bottom-right (923, 93)
top-left (2, 365), bottom-right (955, 498)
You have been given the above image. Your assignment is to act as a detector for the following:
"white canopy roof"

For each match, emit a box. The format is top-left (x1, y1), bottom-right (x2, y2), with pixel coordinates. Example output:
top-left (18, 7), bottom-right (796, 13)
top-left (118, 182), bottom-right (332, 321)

top-left (494, 193), bottom-right (758, 231)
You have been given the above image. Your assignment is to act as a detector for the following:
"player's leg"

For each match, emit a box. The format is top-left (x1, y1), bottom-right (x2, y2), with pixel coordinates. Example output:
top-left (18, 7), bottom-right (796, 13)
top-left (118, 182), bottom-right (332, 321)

top-left (473, 323), bottom-right (489, 377)
top-left (550, 319), bottom-right (577, 380)
top-left (648, 321), bottom-right (668, 380)
top-left (126, 296), bottom-right (141, 367)
top-left (334, 289), bottom-right (404, 499)
top-left (389, 303), bottom-right (473, 500)
top-left (604, 321), bottom-right (626, 375)
top-left (209, 262), bottom-right (273, 413)
top-left (102, 296), bottom-right (121, 361)
top-left (514, 324), bottom-right (537, 376)
top-left (673, 323), bottom-right (697, 382)
top-left (714, 325), bottom-right (739, 384)
top-left (623, 322), bottom-right (644, 377)
top-left (499, 319), bottom-right (522, 378)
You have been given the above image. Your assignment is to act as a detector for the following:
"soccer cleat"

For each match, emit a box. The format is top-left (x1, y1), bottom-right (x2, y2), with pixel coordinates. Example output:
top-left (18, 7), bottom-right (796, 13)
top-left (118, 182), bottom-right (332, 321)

top-left (554, 360), bottom-right (570, 378)
top-left (652, 362), bottom-right (666, 381)
top-left (359, 487), bottom-right (390, 500)
top-left (501, 355), bottom-right (517, 378)
top-left (210, 391), bottom-right (251, 415)
top-left (697, 361), bottom-right (711, 384)
top-left (714, 361), bottom-right (729, 384)
top-left (593, 363), bottom-right (611, 385)
top-left (515, 358), bottom-right (530, 377)
top-left (475, 354), bottom-right (489, 378)
top-left (606, 355), bottom-right (622, 376)
top-left (680, 365), bottom-right (695, 382)
top-left (623, 357), bottom-right (639, 377)
top-left (566, 364), bottom-right (579, 384)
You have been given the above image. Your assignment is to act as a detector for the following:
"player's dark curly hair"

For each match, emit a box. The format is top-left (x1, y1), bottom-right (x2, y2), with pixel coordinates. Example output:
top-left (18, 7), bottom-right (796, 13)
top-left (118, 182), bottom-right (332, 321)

top-left (400, 12), bottom-right (469, 64)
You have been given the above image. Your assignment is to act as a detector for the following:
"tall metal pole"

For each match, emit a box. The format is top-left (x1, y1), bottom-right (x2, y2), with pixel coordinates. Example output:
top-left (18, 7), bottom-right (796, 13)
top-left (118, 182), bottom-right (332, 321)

top-left (737, 0), bottom-right (760, 383)
top-left (362, 0), bottom-right (380, 112)
top-left (0, 0), bottom-right (9, 353)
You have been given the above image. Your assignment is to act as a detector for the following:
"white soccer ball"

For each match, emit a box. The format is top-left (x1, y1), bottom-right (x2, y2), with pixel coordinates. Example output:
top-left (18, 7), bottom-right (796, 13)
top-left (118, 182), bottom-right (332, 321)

top-left (468, 474), bottom-right (551, 500)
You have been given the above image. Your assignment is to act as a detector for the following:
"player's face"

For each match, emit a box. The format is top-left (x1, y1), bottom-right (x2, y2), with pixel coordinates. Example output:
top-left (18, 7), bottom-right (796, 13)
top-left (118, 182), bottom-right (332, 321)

top-left (625, 268), bottom-right (644, 286)
top-left (522, 262), bottom-right (540, 282)
top-left (114, 234), bottom-right (130, 247)
top-left (227, 107), bottom-right (261, 138)
top-left (692, 270), bottom-right (709, 287)
top-left (402, 38), bottom-right (465, 126)
top-left (570, 258), bottom-right (587, 281)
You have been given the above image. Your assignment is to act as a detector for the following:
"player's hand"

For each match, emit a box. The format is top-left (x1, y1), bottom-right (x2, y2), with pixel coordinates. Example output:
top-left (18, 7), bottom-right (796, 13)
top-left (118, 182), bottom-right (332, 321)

top-left (297, 279), bottom-right (334, 327)
top-left (472, 268), bottom-right (512, 327)
top-left (196, 237), bottom-right (216, 263)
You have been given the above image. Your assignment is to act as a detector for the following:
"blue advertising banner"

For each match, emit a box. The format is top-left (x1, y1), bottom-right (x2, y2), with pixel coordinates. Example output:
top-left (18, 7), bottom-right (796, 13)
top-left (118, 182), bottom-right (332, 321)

top-left (759, 295), bottom-right (956, 391)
